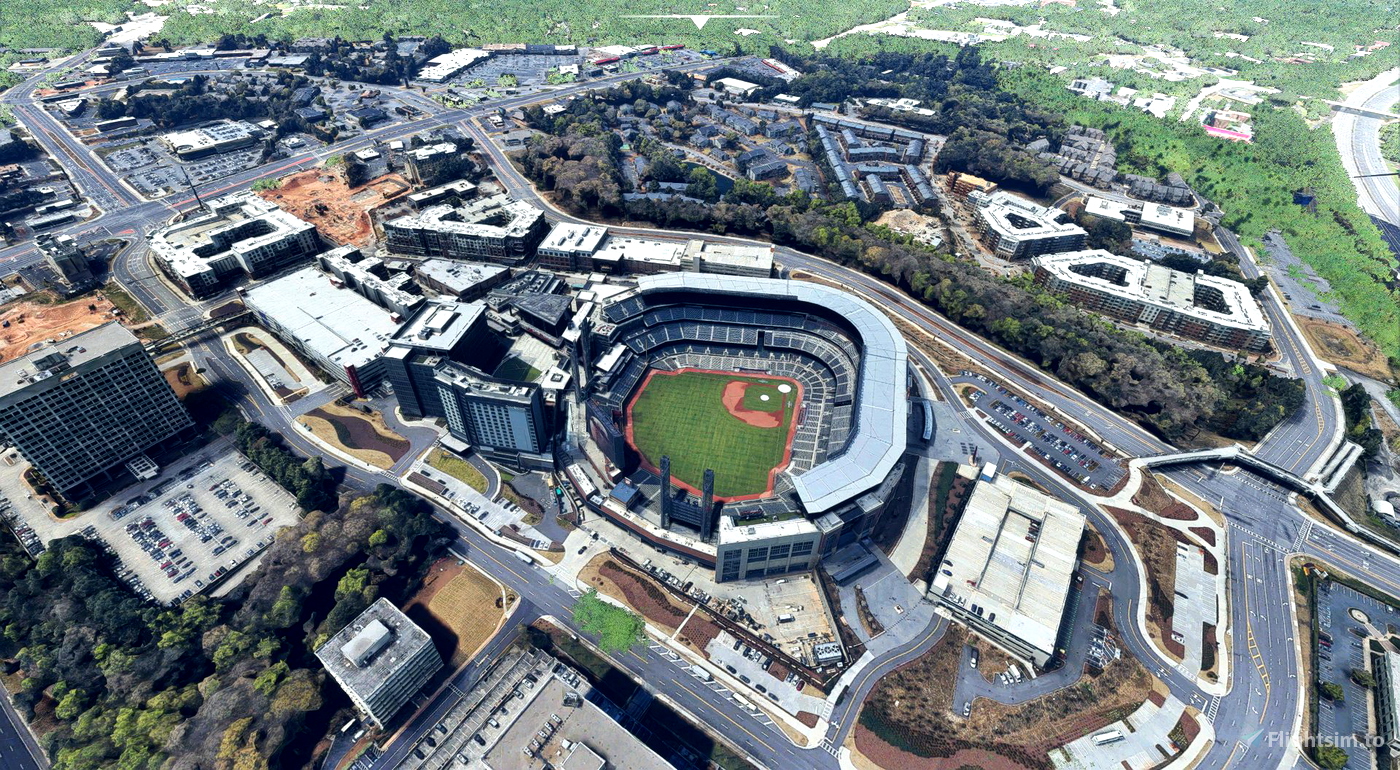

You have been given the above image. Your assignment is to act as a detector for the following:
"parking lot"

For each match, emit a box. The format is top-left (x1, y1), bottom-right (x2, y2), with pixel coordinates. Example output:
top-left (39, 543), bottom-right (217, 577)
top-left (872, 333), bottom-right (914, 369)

top-left (957, 371), bottom-right (1126, 490)
top-left (1314, 579), bottom-right (1397, 770)
top-left (449, 53), bottom-right (582, 88)
top-left (0, 441), bottom-right (300, 605)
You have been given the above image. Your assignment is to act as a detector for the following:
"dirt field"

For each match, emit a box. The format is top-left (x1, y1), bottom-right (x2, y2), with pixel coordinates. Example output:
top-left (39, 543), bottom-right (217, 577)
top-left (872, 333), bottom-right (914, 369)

top-left (1079, 522), bottom-right (1115, 572)
top-left (579, 553), bottom-right (692, 634)
top-left (872, 209), bottom-right (943, 245)
top-left (1106, 506), bottom-right (1184, 661)
top-left (0, 295), bottom-right (119, 363)
top-left (162, 361), bottom-right (205, 399)
top-left (856, 621), bottom-right (1156, 769)
top-left (1297, 316), bottom-right (1393, 381)
top-left (411, 558), bottom-right (511, 666)
top-left (258, 169), bottom-right (411, 247)
top-left (1132, 472), bottom-right (1198, 521)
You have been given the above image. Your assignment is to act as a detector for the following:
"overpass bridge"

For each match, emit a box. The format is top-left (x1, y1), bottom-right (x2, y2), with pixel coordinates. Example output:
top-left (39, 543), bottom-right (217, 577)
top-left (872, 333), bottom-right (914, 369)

top-left (144, 310), bottom-right (250, 353)
top-left (1140, 441), bottom-right (1382, 552)
top-left (1325, 100), bottom-right (1400, 120)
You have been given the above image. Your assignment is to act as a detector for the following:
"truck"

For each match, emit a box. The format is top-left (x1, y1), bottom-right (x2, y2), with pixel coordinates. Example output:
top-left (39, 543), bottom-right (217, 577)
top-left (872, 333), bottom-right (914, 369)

top-left (690, 665), bottom-right (713, 682)
top-left (514, 551), bottom-right (535, 567)
top-left (1091, 730), bottom-right (1125, 746)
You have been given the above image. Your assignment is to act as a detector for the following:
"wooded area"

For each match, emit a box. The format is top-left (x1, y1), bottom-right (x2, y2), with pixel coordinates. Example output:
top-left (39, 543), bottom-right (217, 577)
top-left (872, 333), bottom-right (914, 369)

top-left (0, 414), bottom-right (451, 770)
top-left (512, 53), bottom-right (1305, 444)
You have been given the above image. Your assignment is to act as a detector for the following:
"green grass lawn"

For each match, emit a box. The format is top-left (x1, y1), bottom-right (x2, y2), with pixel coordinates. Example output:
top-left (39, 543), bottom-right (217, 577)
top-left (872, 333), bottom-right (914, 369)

top-left (492, 355), bottom-right (541, 383)
top-left (426, 448), bottom-right (489, 493)
top-left (628, 371), bottom-right (795, 499)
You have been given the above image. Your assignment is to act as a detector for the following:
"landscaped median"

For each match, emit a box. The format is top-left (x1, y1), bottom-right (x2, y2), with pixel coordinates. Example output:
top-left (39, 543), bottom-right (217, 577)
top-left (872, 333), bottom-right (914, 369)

top-left (295, 403), bottom-right (411, 470)
top-left (425, 447), bottom-right (489, 493)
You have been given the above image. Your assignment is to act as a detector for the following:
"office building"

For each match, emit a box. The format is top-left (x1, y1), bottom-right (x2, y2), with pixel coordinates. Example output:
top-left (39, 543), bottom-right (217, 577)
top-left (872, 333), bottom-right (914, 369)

top-left (385, 301), bottom-right (552, 468)
top-left (0, 323), bottom-right (194, 499)
top-left (969, 190), bottom-right (1087, 259)
top-left (403, 142), bottom-right (463, 185)
top-left (406, 178), bottom-right (477, 209)
top-left (316, 598), bottom-right (443, 728)
top-left (383, 193), bottom-right (546, 265)
top-left (716, 516), bottom-right (822, 582)
top-left (680, 239), bottom-right (774, 277)
top-left (161, 120), bottom-right (262, 159)
top-left (591, 235), bottom-right (684, 274)
top-left (1032, 250), bottom-right (1271, 352)
top-left (149, 191), bottom-right (320, 298)
top-left (1083, 196), bottom-right (1196, 239)
top-left (37, 233), bottom-right (95, 290)
top-left (1137, 202), bottom-right (1196, 238)
top-left (536, 223), bottom-right (608, 271)
top-left (929, 472), bottom-right (1085, 668)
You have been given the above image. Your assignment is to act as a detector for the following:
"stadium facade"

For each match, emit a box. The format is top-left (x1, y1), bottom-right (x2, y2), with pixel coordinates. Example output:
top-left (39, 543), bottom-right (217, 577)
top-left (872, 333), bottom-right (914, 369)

top-left (561, 273), bottom-right (911, 582)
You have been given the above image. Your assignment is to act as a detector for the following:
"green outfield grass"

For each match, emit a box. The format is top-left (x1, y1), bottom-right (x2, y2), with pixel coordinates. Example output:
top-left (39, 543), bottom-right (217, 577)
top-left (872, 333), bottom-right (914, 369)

top-left (628, 371), bottom-right (795, 499)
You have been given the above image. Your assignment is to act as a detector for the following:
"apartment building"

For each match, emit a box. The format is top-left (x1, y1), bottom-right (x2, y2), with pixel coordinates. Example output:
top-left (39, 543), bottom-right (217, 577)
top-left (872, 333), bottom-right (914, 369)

top-left (1032, 249), bottom-right (1271, 352)
top-left (969, 190), bottom-right (1087, 259)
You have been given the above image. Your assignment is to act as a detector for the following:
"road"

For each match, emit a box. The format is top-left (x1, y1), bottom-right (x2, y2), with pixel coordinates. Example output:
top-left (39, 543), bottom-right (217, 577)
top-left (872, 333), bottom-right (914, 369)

top-left (1333, 69), bottom-right (1400, 230)
top-left (0, 43), bottom-right (1387, 770)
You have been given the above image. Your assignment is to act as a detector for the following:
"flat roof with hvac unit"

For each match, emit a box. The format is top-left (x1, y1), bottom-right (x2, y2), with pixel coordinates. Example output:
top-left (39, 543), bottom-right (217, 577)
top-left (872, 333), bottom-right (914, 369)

top-left (316, 598), bottom-right (442, 727)
top-left (929, 474), bottom-right (1085, 666)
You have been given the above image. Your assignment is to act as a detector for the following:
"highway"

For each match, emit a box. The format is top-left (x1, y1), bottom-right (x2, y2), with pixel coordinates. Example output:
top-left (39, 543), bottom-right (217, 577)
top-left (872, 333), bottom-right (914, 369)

top-left (0, 44), bottom-right (1389, 770)
top-left (1333, 69), bottom-right (1400, 230)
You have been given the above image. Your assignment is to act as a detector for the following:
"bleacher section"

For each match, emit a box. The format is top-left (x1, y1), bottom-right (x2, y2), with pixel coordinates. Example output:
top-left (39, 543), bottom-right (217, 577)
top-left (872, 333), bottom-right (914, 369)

top-left (596, 300), bottom-right (865, 476)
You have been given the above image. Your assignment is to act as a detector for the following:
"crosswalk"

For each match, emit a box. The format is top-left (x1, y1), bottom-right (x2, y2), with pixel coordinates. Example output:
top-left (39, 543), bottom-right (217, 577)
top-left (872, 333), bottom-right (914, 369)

top-left (1289, 518), bottom-right (1313, 552)
top-left (1227, 521), bottom-right (1287, 553)
top-left (1205, 695), bottom-right (1221, 723)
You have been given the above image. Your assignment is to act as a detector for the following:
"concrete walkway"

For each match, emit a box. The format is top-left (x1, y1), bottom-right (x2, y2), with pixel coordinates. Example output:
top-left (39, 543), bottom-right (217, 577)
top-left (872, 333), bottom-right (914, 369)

top-left (1053, 692), bottom-right (1187, 770)
top-left (887, 454), bottom-right (931, 576)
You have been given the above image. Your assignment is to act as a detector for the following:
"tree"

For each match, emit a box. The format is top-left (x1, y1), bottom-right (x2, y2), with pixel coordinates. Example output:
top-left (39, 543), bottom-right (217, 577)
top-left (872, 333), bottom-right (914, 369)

top-left (572, 590), bottom-right (644, 652)
top-left (1082, 215), bottom-right (1133, 255)
top-left (1314, 745), bottom-right (1348, 769)
top-left (1319, 681), bottom-right (1345, 701)
top-left (1351, 668), bottom-right (1375, 688)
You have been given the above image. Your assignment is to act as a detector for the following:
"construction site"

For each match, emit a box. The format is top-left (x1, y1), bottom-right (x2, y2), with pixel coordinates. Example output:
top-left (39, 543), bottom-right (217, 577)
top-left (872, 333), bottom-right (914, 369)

top-left (0, 294), bottom-right (121, 364)
top-left (257, 169), bottom-right (411, 247)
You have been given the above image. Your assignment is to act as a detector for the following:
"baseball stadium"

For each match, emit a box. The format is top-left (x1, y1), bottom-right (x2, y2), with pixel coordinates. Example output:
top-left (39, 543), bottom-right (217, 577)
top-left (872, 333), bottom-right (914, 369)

top-left (566, 272), bottom-right (911, 583)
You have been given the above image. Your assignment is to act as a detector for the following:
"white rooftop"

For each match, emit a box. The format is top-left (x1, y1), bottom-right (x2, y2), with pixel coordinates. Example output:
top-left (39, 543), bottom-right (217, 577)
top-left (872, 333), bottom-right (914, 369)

top-left (243, 265), bottom-right (400, 371)
top-left (1138, 202), bottom-right (1196, 235)
top-left (417, 48), bottom-right (491, 82)
top-left (973, 190), bottom-right (1086, 241)
top-left (148, 191), bottom-right (315, 280)
top-left (931, 475), bottom-right (1086, 657)
top-left (540, 223), bottom-right (608, 255)
top-left (718, 513), bottom-right (819, 543)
